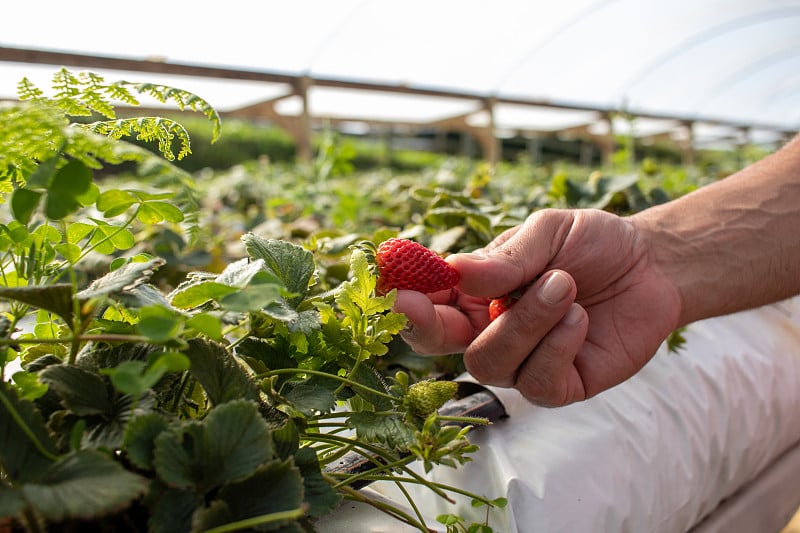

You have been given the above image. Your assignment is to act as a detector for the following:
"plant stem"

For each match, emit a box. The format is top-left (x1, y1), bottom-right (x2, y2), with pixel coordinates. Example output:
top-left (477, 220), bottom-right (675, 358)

top-left (326, 474), bottom-right (499, 506)
top-left (330, 456), bottom-right (414, 489)
top-left (435, 415), bottom-right (490, 426)
top-left (310, 433), bottom-right (453, 502)
top-left (201, 506), bottom-right (308, 533)
top-left (76, 208), bottom-right (141, 264)
top-left (67, 266), bottom-right (81, 365)
top-left (260, 367), bottom-right (398, 403)
top-left (393, 477), bottom-right (428, 530)
top-left (0, 334), bottom-right (152, 346)
top-left (170, 370), bottom-right (191, 413)
top-left (336, 483), bottom-right (435, 533)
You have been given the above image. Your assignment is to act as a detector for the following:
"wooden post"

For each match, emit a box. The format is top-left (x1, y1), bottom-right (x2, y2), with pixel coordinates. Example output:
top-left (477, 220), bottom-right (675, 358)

top-left (294, 77), bottom-right (313, 164)
top-left (597, 113), bottom-right (615, 167)
top-left (482, 97), bottom-right (499, 165)
top-left (680, 120), bottom-right (695, 168)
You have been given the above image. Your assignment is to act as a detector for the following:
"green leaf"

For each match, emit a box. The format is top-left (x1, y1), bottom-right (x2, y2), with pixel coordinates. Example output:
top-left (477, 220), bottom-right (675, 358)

top-left (235, 337), bottom-right (297, 381)
top-left (347, 411), bottom-right (415, 450)
top-left (6, 221), bottom-right (32, 244)
top-left (242, 234), bottom-right (315, 307)
top-left (66, 221), bottom-right (94, 244)
top-left (293, 446), bottom-right (340, 517)
top-left (102, 360), bottom-right (154, 397)
top-left (338, 248), bottom-right (393, 318)
top-left (270, 418), bottom-right (300, 460)
top-left (183, 338), bottom-right (262, 407)
top-left (152, 399), bottom-right (275, 493)
top-left (124, 412), bottom-right (170, 470)
top-left (211, 458), bottom-right (305, 531)
top-left (185, 313), bottom-right (223, 340)
top-left (75, 182), bottom-right (99, 206)
top-left (137, 201), bottom-right (184, 224)
top-left (170, 281), bottom-right (238, 309)
top-left (25, 153), bottom-right (61, 188)
top-left (11, 188), bottom-right (43, 225)
top-left (216, 258), bottom-right (281, 288)
top-left (76, 258), bottom-right (165, 300)
top-left (149, 350), bottom-right (191, 374)
top-left (45, 160), bottom-right (93, 220)
top-left (39, 364), bottom-right (113, 416)
top-left (22, 450), bottom-right (148, 521)
top-left (148, 486), bottom-right (201, 533)
top-left (282, 383), bottom-right (336, 416)
top-left (136, 305), bottom-right (183, 342)
top-left (116, 284), bottom-right (176, 311)
top-left (86, 219), bottom-right (135, 253)
top-left (0, 284), bottom-right (75, 325)
top-left (0, 486), bottom-right (25, 519)
top-left (0, 383), bottom-right (58, 483)
top-left (11, 371), bottom-right (49, 401)
top-left (220, 282), bottom-right (285, 313)
top-left (590, 173), bottom-right (640, 209)
top-left (97, 189), bottom-right (138, 216)
top-left (287, 309), bottom-right (322, 335)
top-left (350, 364), bottom-right (395, 411)
top-left (54, 242), bottom-right (81, 264)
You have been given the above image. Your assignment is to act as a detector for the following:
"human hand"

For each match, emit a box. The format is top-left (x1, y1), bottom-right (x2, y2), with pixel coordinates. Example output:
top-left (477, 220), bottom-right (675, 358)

top-left (394, 208), bottom-right (682, 406)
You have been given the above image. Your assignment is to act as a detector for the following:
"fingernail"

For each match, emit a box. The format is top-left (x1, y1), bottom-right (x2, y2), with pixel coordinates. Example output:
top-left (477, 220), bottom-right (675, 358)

top-left (400, 322), bottom-right (417, 340)
top-left (540, 272), bottom-right (571, 305)
top-left (461, 251), bottom-right (487, 261)
top-left (563, 303), bottom-right (584, 325)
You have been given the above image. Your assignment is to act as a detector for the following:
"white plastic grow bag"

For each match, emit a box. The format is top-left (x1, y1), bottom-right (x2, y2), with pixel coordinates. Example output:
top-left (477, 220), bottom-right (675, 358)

top-left (317, 295), bottom-right (800, 532)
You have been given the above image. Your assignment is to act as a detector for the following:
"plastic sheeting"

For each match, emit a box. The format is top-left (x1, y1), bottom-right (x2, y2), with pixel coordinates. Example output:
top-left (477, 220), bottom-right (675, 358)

top-left (317, 295), bottom-right (800, 532)
top-left (1, 0), bottom-right (799, 141)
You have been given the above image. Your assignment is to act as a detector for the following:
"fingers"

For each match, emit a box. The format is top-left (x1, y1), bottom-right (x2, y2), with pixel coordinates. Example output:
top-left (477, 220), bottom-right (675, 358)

top-left (514, 303), bottom-right (588, 406)
top-left (463, 270), bottom-right (589, 405)
top-left (447, 209), bottom-right (576, 298)
top-left (393, 290), bottom-right (482, 355)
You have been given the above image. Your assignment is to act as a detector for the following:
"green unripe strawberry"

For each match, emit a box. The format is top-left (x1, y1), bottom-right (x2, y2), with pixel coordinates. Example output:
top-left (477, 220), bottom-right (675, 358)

top-left (375, 238), bottom-right (460, 295)
top-left (406, 379), bottom-right (459, 417)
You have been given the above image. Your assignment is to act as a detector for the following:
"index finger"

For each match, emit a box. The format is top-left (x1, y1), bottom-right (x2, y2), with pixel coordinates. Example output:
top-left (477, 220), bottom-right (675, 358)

top-left (393, 290), bottom-right (487, 355)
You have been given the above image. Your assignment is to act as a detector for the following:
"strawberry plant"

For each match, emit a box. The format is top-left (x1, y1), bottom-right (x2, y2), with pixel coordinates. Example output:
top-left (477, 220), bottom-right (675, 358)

top-left (0, 70), bottom-right (502, 532)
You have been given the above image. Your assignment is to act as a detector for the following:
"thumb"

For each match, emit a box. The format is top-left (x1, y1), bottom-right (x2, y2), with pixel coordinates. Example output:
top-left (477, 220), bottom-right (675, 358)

top-left (447, 251), bottom-right (532, 298)
top-left (448, 209), bottom-right (575, 298)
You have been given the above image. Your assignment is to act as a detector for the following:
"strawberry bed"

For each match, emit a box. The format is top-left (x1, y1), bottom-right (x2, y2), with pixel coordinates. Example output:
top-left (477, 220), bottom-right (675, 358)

top-left (0, 69), bottom-right (759, 532)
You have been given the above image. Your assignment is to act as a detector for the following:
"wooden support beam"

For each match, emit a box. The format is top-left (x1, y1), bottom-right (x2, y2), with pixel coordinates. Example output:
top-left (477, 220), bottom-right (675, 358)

top-left (2, 46), bottom-right (792, 136)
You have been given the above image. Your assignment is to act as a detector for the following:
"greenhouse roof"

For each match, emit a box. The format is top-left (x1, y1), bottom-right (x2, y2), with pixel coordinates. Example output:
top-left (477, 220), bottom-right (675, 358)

top-left (2, 0), bottom-right (799, 148)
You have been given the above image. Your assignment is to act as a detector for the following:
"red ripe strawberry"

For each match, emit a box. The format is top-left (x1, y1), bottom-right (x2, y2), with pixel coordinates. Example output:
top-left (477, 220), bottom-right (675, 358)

top-left (375, 238), bottom-right (459, 295)
top-left (488, 295), bottom-right (514, 321)
top-left (488, 287), bottom-right (527, 321)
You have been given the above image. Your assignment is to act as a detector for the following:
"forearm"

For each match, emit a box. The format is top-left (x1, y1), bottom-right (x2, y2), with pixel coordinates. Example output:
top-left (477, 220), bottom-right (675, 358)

top-left (632, 135), bottom-right (800, 326)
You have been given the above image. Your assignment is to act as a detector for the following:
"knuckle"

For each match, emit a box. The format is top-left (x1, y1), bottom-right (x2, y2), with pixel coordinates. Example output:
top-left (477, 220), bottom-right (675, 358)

top-left (462, 351), bottom-right (496, 383)
top-left (515, 368), bottom-right (562, 407)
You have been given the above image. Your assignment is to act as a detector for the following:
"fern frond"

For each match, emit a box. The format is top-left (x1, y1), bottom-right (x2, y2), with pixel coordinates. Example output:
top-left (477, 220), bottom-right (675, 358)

top-left (0, 101), bottom-right (70, 196)
top-left (82, 117), bottom-right (192, 161)
top-left (51, 68), bottom-right (92, 116)
top-left (77, 72), bottom-right (117, 119)
top-left (118, 81), bottom-right (221, 143)
top-left (0, 177), bottom-right (13, 203)
top-left (105, 82), bottom-right (139, 107)
top-left (16, 78), bottom-right (45, 103)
